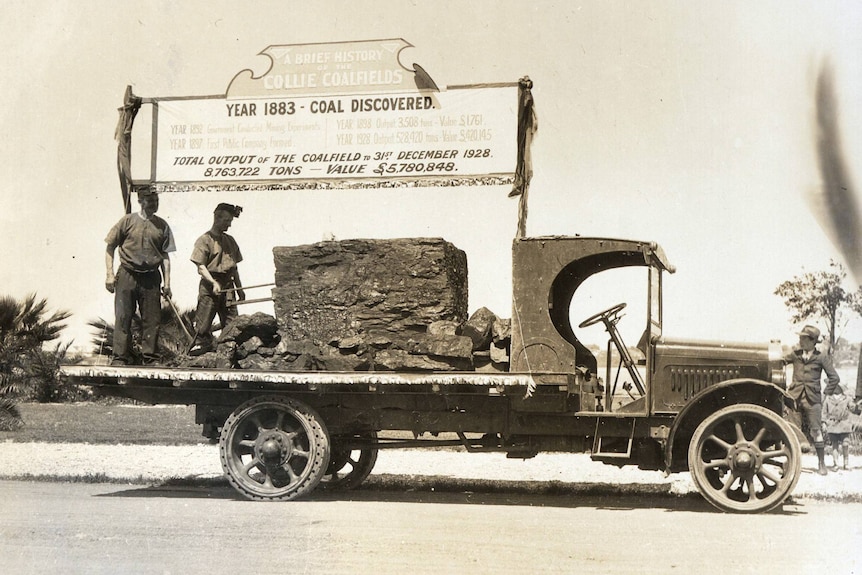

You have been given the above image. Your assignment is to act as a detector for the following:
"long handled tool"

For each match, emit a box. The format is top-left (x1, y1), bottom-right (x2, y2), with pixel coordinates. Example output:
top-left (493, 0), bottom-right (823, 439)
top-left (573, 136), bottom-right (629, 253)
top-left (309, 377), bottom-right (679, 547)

top-left (228, 297), bottom-right (274, 307)
top-left (224, 282), bottom-right (276, 307)
top-left (222, 282), bottom-right (275, 293)
top-left (162, 292), bottom-right (195, 348)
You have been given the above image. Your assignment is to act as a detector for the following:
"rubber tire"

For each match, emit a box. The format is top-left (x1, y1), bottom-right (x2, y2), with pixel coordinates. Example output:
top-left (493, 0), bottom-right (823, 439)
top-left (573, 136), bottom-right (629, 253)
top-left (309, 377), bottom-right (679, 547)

top-left (688, 403), bottom-right (801, 513)
top-left (320, 432), bottom-right (379, 490)
top-left (219, 395), bottom-right (330, 501)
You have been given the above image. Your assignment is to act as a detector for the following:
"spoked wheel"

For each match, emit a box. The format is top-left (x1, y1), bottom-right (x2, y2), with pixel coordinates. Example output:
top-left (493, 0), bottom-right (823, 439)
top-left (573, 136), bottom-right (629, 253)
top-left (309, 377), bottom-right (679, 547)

top-left (320, 431), bottom-right (379, 490)
top-left (219, 395), bottom-right (330, 501)
top-left (688, 404), bottom-right (801, 513)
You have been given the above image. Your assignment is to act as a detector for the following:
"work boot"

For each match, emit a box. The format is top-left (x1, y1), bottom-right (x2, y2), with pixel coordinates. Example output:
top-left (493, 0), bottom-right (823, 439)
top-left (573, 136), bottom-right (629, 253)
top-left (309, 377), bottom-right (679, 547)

top-left (816, 446), bottom-right (828, 476)
top-left (189, 335), bottom-right (214, 357)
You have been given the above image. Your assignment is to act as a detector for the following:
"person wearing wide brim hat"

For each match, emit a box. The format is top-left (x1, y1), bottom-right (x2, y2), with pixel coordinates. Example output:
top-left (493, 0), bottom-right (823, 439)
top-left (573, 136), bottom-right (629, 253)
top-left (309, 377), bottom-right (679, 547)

top-left (797, 324), bottom-right (822, 342)
top-left (783, 324), bottom-right (841, 475)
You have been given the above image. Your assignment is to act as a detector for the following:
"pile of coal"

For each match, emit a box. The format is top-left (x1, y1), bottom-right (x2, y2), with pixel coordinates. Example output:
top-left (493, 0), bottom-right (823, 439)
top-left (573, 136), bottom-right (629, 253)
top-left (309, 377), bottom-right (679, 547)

top-left (462, 307), bottom-right (512, 372)
top-left (272, 238), bottom-right (468, 341)
top-left (182, 238), bottom-right (511, 372)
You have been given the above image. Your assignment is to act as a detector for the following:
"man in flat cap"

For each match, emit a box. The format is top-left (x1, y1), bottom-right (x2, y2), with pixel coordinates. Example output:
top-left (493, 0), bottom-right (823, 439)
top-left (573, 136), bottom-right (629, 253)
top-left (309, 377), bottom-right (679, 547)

top-left (189, 203), bottom-right (245, 354)
top-left (105, 187), bottom-right (176, 365)
top-left (783, 324), bottom-right (840, 475)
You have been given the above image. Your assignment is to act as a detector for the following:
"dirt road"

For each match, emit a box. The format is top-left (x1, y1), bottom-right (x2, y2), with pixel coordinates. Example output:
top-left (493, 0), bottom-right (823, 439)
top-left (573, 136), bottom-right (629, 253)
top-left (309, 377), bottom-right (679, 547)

top-left (1, 480), bottom-right (858, 575)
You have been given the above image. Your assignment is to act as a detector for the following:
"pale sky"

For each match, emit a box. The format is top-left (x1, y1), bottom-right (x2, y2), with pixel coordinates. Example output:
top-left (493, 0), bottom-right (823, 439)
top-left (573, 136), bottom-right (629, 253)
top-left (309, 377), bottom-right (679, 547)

top-left (2, 1), bottom-right (861, 351)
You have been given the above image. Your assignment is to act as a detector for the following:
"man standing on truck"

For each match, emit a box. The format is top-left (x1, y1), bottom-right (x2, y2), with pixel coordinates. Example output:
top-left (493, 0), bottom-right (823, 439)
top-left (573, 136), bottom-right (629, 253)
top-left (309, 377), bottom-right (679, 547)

top-left (105, 187), bottom-right (176, 365)
top-left (784, 324), bottom-right (840, 475)
top-left (189, 203), bottom-right (245, 354)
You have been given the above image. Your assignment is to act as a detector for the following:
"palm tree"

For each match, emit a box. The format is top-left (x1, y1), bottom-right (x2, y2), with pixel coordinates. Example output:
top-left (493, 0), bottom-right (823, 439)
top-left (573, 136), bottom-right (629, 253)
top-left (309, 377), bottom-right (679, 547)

top-left (0, 294), bottom-right (71, 430)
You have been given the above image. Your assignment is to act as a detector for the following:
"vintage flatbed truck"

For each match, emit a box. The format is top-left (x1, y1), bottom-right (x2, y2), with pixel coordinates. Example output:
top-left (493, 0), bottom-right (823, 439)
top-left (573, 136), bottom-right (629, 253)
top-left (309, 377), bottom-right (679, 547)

top-left (60, 235), bottom-right (801, 513)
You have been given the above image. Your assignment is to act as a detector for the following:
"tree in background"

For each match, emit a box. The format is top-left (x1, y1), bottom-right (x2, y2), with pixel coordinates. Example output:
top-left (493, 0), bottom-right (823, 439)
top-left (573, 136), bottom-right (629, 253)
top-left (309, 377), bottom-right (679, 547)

top-left (774, 260), bottom-right (861, 354)
top-left (0, 294), bottom-right (72, 430)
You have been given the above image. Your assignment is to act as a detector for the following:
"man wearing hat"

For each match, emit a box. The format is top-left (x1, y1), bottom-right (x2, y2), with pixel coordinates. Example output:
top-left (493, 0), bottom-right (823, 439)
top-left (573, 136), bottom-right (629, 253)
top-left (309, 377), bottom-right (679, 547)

top-left (105, 187), bottom-right (176, 365)
top-left (783, 324), bottom-right (840, 475)
top-left (189, 203), bottom-right (245, 354)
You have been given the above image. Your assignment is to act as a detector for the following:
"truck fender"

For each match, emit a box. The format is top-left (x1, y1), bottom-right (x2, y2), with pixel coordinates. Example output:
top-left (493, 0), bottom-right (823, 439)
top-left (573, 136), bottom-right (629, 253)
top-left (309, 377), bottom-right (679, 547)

top-left (663, 378), bottom-right (791, 472)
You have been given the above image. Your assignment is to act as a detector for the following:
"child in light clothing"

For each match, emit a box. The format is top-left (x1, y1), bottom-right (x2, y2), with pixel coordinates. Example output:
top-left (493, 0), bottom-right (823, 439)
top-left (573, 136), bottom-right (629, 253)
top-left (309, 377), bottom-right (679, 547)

top-left (822, 385), bottom-right (859, 470)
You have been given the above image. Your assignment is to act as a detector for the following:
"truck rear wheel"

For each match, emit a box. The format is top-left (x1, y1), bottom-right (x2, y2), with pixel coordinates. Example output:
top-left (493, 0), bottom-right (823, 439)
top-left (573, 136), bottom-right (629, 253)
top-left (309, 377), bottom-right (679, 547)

top-left (688, 404), bottom-right (801, 513)
top-left (219, 395), bottom-right (330, 501)
top-left (320, 431), bottom-right (379, 490)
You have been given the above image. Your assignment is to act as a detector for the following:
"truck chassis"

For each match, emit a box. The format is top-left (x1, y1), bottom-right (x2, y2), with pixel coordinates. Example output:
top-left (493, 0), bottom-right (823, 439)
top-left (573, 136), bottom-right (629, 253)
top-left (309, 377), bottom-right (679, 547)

top-left (61, 362), bottom-right (801, 514)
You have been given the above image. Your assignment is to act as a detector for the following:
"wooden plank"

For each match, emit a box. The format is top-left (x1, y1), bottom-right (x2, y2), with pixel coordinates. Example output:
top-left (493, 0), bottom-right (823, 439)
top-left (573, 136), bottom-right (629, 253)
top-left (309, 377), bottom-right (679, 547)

top-left (60, 364), bottom-right (541, 388)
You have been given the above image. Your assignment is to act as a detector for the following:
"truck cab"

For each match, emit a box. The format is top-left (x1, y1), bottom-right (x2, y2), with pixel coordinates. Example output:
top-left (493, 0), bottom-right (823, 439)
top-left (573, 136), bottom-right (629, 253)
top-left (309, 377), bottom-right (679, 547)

top-left (511, 236), bottom-right (676, 415)
top-left (509, 236), bottom-right (788, 454)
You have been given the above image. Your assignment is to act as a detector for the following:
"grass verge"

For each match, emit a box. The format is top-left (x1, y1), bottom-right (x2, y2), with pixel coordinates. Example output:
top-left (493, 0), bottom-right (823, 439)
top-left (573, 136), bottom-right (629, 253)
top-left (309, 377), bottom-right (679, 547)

top-left (0, 402), bottom-right (205, 445)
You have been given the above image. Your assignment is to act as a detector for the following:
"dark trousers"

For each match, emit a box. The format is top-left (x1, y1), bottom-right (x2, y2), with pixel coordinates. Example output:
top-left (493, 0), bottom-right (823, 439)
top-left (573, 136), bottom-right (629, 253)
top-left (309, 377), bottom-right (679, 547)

top-left (193, 279), bottom-right (237, 349)
top-left (114, 267), bottom-right (162, 363)
top-left (786, 394), bottom-right (824, 445)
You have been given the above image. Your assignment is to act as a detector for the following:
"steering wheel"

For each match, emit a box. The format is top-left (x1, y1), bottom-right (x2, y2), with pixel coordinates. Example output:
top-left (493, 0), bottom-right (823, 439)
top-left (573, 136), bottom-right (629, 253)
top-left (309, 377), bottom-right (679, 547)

top-left (578, 302), bottom-right (627, 329)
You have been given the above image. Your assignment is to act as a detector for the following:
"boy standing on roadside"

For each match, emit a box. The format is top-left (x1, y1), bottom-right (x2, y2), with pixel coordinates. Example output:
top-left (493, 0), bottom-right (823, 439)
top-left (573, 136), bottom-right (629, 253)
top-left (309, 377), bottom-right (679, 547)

top-left (822, 385), bottom-right (859, 470)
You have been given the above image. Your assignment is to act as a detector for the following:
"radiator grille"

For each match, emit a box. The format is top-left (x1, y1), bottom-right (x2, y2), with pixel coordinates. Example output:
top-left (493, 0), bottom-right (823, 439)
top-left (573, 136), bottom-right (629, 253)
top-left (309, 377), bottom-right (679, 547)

top-left (669, 367), bottom-right (742, 400)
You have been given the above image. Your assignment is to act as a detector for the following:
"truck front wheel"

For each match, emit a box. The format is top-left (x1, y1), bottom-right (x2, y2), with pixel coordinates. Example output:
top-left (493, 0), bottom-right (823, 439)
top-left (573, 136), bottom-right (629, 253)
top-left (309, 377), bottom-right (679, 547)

top-left (219, 395), bottom-right (330, 501)
top-left (688, 404), bottom-right (801, 513)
